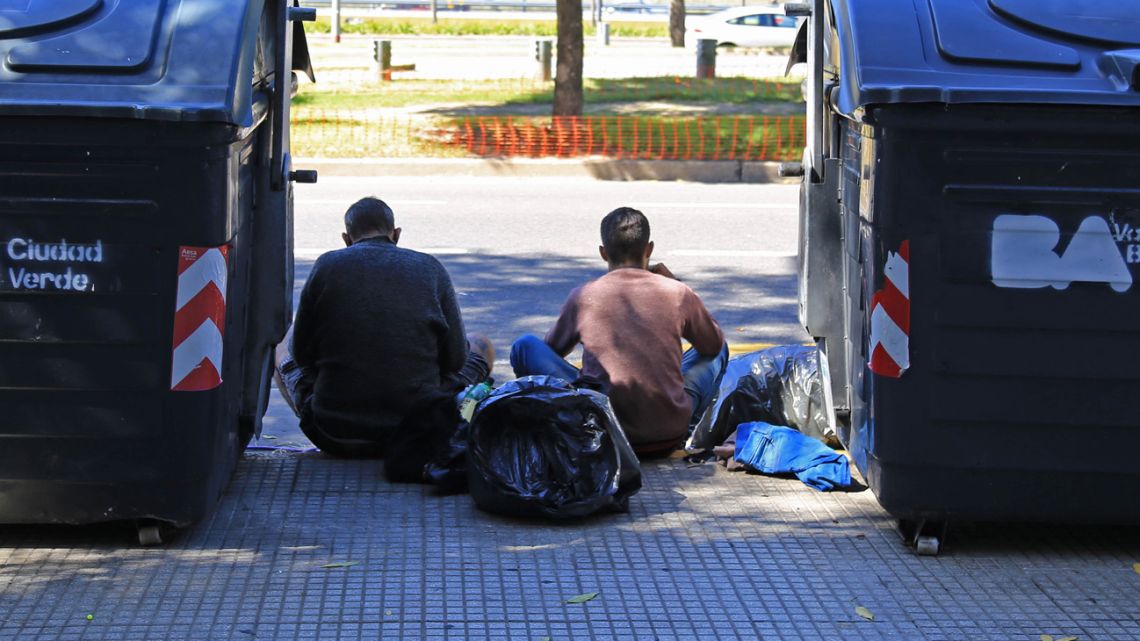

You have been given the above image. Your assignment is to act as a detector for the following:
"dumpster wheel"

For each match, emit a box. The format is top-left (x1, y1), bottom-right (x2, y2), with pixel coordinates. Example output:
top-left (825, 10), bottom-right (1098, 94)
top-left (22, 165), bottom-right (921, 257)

top-left (136, 520), bottom-right (175, 547)
top-left (898, 519), bottom-right (947, 556)
top-left (915, 536), bottom-right (940, 556)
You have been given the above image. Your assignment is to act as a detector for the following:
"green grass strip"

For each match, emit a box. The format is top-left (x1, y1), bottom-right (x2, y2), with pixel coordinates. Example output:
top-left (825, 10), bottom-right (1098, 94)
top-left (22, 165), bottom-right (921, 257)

top-left (293, 76), bottom-right (802, 109)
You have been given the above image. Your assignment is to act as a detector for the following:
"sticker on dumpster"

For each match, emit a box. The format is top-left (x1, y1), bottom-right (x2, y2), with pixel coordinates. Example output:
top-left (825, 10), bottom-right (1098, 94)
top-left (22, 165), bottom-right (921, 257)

top-left (868, 240), bottom-right (909, 379)
top-left (991, 214), bottom-right (1133, 292)
top-left (2, 238), bottom-right (102, 292)
top-left (171, 246), bottom-right (229, 392)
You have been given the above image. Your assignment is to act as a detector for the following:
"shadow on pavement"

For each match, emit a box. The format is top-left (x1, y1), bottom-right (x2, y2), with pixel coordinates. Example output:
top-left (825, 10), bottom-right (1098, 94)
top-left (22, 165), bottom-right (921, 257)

top-left (294, 251), bottom-right (807, 357)
top-left (266, 250), bottom-right (803, 448)
top-left (439, 252), bottom-right (805, 348)
top-left (940, 521), bottom-right (1140, 557)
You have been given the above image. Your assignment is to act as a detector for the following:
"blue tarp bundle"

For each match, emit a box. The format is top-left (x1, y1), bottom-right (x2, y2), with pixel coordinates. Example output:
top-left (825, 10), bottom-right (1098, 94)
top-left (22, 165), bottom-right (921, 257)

top-left (734, 422), bottom-right (852, 492)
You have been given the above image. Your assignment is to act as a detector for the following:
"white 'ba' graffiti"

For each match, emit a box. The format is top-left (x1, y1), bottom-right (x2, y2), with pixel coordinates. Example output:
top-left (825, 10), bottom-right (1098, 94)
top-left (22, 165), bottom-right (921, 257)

top-left (992, 214), bottom-right (1133, 292)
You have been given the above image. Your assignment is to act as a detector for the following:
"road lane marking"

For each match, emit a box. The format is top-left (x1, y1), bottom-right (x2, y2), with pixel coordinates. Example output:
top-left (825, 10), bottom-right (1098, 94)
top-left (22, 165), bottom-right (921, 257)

top-left (295, 199), bottom-right (447, 206)
top-left (632, 203), bottom-right (792, 210)
top-left (415, 247), bottom-right (470, 254)
top-left (294, 249), bottom-right (328, 260)
top-left (294, 247), bottom-right (469, 259)
top-left (294, 201), bottom-right (787, 210)
top-left (295, 248), bottom-right (791, 259)
top-left (665, 250), bottom-right (796, 258)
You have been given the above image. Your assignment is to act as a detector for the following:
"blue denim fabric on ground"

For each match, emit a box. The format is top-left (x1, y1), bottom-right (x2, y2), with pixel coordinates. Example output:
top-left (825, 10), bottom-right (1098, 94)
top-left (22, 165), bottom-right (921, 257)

top-left (509, 334), bottom-right (728, 429)
top-left (733, 422), bottom-right (852, 491)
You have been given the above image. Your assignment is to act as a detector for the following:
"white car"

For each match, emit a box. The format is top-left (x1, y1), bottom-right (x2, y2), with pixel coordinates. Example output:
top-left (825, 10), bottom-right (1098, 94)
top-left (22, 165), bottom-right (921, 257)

top-left (684, 5), bottom-right (800, 48)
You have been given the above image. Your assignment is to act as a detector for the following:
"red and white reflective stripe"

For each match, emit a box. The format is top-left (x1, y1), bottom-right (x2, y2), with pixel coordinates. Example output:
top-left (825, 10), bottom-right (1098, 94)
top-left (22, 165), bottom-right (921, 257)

top-left (868, 240), bottom-right (910, 378)
top-left (170, 245), bottom-right (229, 391)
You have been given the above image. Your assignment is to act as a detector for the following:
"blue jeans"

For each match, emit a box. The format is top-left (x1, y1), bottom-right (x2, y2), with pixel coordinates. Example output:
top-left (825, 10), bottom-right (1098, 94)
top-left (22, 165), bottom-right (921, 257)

top-left (509, 334), bottom-right (730, 429)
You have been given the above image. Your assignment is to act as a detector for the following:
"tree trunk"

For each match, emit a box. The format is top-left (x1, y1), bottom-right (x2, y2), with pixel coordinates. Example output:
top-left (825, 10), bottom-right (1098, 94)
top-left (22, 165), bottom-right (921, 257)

top-left (669, 0), bottom-right (686, 47)
top-left (553, 0), bottom-right (584, 116)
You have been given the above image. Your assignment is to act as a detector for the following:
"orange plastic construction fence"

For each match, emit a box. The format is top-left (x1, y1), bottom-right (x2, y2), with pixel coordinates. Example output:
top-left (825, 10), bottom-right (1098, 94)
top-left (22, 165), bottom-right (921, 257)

top-left (291, 111), bottom-right (806, 161)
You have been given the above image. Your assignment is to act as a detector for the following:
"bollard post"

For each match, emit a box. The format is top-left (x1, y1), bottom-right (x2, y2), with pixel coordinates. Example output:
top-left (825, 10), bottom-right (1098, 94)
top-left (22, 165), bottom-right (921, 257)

top-left (596, 22), bottom-right (610, 46)
top-left (696, 38), bottom-right (716, 79)
top-left (534, 39), bottom-right (553, 82)
top-left (332, 0), bottom-right (341, 43)
top-left (374, 39), bottom-right (392, 81)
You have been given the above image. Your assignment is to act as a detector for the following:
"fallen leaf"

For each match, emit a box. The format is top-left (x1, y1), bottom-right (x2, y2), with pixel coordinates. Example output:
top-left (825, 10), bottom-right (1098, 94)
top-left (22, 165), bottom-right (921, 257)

top-left (854, 605), bottom-right (874, 621)
top-left (320, 561), bottom-right (359, 569)
top-left (539, 637), bottom-right (552, 641)
top-left (1040, 635), bottom-right (1053, 641)
top-left (564, 592), bottom-right (599, 604)
top-left (1057, 637), bottom-right (1078, 641)
top-left (1133, 562), bottom-right (1140, 575)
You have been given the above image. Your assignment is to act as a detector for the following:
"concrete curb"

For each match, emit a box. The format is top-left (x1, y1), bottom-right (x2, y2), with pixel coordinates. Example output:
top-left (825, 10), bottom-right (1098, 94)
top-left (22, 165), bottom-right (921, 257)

top-left (294, 158), bottom-right (795, 183)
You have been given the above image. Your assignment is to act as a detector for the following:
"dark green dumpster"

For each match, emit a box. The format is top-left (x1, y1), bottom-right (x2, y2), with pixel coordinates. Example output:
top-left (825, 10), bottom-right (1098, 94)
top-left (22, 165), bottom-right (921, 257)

top-left (0, 0), bottom-right (316, 544)
top-left (792, 0), bottom-right (1140, 554)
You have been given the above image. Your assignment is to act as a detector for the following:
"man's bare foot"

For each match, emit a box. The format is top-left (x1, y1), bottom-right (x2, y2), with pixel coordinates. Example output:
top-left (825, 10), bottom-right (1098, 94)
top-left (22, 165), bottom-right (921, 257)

top-left (468, 333), bottom-right (495, 366)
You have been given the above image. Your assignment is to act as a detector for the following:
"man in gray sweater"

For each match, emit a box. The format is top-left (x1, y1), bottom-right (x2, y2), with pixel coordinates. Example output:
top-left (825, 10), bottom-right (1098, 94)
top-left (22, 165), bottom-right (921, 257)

top-left (282, 197), bottom-right (493, 458)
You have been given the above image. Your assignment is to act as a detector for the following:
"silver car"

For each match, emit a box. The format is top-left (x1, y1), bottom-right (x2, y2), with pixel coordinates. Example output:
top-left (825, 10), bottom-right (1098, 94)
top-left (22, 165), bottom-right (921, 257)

top-left (684, 5), bottom-right (800, 48)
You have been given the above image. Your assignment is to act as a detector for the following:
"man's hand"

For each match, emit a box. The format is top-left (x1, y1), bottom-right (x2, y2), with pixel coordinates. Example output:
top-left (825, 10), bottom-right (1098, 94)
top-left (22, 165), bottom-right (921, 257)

top-left (649, 262), bottom-right (678, 280)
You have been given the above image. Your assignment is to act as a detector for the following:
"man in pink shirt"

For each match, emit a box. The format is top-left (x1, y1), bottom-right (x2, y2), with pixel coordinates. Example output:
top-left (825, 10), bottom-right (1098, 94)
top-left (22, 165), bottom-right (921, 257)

top-left (510, 207), bottom-right (729, 457)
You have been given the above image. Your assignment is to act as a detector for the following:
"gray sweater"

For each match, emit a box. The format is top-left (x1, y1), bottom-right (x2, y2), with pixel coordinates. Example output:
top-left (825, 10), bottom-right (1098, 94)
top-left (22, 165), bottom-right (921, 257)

top-left (291, 237), bottom-right (467, 437)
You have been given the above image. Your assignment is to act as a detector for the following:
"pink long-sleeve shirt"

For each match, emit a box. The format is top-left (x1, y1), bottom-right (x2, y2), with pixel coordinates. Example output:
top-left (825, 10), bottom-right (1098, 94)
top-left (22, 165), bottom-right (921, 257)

top-left (545, 268), bottom-right (724, 453)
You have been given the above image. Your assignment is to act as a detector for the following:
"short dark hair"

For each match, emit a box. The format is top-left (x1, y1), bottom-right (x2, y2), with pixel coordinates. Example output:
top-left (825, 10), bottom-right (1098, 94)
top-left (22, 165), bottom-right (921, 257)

top-left (600, 207), bottom-right (650, 263)
top-left (344, 197), bottom-right (395, 239)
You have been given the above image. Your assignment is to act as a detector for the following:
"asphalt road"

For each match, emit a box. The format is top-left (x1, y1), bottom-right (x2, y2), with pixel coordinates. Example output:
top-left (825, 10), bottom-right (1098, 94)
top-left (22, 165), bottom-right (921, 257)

top-left (259, 175), bottom-right (807, 445)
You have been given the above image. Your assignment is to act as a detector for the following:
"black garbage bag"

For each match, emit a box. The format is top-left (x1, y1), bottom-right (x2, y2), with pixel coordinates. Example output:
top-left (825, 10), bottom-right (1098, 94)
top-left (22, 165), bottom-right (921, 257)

top-left (386, 382), bottom-right (494, 492)
top-left (384, 391), bottom-right (463, 484)
top-left (686, 345), bottom-right (832, 452)
top-left (424, 419), bottom-right (470, 494)
top-left (468, 376), bottom-right (642, 518)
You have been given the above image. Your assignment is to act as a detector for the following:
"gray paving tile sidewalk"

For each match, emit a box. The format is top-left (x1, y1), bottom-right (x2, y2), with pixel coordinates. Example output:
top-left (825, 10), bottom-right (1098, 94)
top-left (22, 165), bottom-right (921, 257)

top-left (1, 447), bottom-right (1138, 641)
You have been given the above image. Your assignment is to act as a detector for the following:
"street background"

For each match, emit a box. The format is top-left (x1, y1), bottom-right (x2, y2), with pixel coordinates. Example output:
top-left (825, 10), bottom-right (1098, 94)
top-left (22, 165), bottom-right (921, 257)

top-left (261, 175), bottom-right (807, 447)
top-left (1, 16), bottom-right (1139, 641)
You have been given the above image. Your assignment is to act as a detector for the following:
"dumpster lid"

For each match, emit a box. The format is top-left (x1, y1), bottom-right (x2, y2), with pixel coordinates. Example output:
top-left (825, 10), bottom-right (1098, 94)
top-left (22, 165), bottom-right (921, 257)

top-left (829, 0), bottom-right (1140, 116)
top-left (0, 1), bottom-right (102, 37)
top-left (4, 1), bottom-right (164, 72)
top-left (990, 0), bottom-right (1140, 47)
top-left (0, 0), bottom-right (312, 125)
